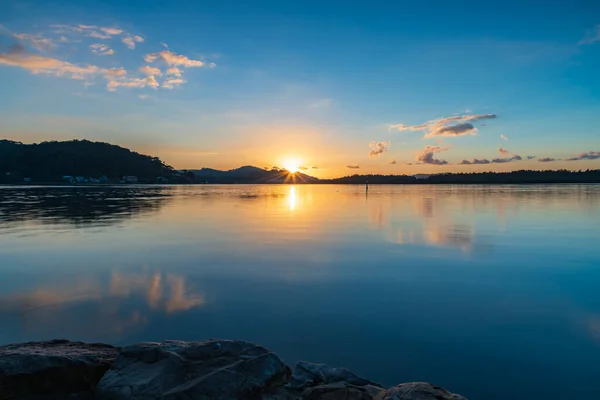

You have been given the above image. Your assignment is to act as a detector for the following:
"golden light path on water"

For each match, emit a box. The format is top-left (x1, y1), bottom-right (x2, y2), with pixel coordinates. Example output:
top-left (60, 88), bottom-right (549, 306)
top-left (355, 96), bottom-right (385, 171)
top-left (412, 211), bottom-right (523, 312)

top-left (288, 186), bottom-right (296, 211)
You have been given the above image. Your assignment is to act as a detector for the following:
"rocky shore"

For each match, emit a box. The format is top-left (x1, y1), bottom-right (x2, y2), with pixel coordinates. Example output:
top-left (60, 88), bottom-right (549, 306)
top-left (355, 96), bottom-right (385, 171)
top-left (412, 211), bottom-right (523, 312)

top-left (0, 339), bottom-right (467, 400)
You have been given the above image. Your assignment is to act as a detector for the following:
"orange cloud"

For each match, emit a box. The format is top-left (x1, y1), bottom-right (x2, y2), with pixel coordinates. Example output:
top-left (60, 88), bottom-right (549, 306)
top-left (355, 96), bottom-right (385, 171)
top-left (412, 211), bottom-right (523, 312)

top-left (145, 50), bottom-right (205, 67)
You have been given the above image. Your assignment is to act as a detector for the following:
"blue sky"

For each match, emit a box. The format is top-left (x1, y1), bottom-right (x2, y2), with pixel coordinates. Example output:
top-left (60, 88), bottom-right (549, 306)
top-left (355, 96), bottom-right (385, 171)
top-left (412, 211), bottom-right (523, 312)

top-left (1, 0), bottom-right (599, 176)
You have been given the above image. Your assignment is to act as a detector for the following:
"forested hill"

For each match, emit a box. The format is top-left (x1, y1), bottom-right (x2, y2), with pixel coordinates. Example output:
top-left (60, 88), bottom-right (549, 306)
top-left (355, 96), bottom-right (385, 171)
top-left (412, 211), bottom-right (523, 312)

top-left (0, 140), bottom-right (174, 183)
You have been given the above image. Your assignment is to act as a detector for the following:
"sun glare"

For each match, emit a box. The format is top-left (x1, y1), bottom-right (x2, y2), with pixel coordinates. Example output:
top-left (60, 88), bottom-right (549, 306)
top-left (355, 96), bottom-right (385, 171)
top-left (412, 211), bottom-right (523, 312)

top-left (282, 158), bottom-right (301, 174)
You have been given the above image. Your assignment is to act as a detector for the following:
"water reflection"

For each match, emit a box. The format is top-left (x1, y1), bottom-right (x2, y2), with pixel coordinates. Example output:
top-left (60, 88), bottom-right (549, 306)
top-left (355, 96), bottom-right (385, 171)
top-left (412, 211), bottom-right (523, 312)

top-left (0, 184), bottom-right (599, 399)
top-left (288, 186), bottom-right (296, 211)
top-left (0, 186), bottom-right (170, 228)
top-left (0, 270), bottom-right (204, 340)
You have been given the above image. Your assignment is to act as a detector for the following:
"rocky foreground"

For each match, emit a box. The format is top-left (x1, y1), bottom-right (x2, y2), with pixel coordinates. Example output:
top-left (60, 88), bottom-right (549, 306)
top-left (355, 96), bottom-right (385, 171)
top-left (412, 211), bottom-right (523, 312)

top-left (0, 339), bottom-right (467, 400)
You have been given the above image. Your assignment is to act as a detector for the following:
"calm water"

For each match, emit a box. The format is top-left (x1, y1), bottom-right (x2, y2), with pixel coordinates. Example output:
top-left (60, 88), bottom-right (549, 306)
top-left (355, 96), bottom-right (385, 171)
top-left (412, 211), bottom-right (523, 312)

top-left (1, 184), bottom-right (599, 399)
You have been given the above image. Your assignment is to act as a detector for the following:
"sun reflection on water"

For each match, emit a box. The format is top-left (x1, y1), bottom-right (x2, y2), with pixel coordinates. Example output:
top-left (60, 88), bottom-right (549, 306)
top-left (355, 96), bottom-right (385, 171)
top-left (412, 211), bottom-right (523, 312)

top-left (288, 186), bottom-right (296, 211)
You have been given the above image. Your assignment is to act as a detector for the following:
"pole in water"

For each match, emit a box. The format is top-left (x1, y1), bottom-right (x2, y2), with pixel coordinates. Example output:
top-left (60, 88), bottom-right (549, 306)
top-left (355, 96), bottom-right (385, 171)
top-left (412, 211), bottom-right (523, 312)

top-left (366, 180), bottom-right (369, 192)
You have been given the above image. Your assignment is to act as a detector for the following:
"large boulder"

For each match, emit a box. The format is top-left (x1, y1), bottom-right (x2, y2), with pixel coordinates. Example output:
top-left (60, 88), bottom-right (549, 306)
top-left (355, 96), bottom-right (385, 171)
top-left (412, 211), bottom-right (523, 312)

top-left (289, 362), bottom-right (380, 391)
top-left (381, 382), bottom-right (467, 400)
top-left (95, 339), bottom-right (291, 400)
top-left (0, 339), bottom-right (119, 399)
top-left (302, 382), bottom-right (385, 400)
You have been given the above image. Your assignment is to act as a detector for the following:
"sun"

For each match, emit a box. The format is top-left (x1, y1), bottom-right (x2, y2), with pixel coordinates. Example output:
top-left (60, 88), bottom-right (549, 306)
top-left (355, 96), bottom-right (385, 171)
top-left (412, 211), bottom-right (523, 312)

top-left (282, 158), bottom-right (302, 174)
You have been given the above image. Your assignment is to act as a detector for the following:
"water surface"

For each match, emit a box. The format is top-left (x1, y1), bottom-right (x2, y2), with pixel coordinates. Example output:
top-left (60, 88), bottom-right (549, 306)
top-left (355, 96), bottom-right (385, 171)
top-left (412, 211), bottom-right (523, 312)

top-left (1, 184), bottom-right (599, 399)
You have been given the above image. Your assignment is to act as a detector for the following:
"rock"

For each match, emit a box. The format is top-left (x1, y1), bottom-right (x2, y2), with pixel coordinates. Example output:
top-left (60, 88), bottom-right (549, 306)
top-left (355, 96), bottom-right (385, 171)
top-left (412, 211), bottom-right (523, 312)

top-left (381, 382), bottom-right (467, 400)
top-left (95, 339), bottom-right (291, 400)
top-left (289, 362), bottom-right (380, 391)
top-left (0, 339), bottom-right (119, 400)
top-left (302, 382), bottom-right (385, 400)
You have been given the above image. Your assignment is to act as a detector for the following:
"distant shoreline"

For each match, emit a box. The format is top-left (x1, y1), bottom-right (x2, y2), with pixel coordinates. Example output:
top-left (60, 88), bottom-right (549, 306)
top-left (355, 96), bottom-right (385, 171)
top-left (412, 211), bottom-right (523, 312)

top-left (2, 181), bottom-right (600, 186)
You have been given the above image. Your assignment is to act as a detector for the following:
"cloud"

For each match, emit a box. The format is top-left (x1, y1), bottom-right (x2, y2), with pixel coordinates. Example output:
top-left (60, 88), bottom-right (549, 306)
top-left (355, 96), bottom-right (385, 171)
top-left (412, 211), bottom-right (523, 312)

top-left (87, 31), bottom-right (111, 40)
top-left (298, 166), bottom-right (308, 170)
top-left (122, 37), bottom-right (135, 49)
top-left (0, 44), bottom-right (98, 79)
top-left (538, 157), bottom-right (556, 162)
top-left (145, 50), bottom-right (205, 67)
top-left (460, 155), bottom-right (523, 165)
top-left (100, 27), bottom-right (123, 35)
top-left (166, 67), bottom-right (182, 77)
top-left (391, 114), bottom-right (497, 138)
top-left (498, 147), bottom-right (510, 156)
top-left (312, 166), bottom-right (319, 169)
top-left (139, 65), bottom-right (161, 76)
top-left (390, 160), bottom-right (397, 165)
top-left (501, 134), bottom-right (509, 141)
top-left (138, 94), bottom-right (149, 100)
top-left (121, 35), bottom-right (144, 49)
top-left (565, 151), bottom-right (600, 161)
top-left (50, 24), bottom-right (142, 47)
top-left (12, 33), bottom-right (54, 51)
top-left (103, 67), bottom-right (127, 77)
top-left (106, 76), bottom-right (159, 91)
top-left (579, 25), bottom-right (600, 45)
top-left (527, 155), bottom-right (536, 160)
top-left (347, 165), bottom-right (360, 169)
top-left (161, 78), bottom-right (186, 89)
top-left (1, 26), bottom-right (203, 92)
top-left (369, 140), bottom-right (390, 156)
top-left (416, 145), bottom-right (449, 165)
top-left (491, 154), bottom-right (523, 163)
top-left (90, 43), bottom-right (114, 56)
top-left (460, 159), bottom-right (490, 165)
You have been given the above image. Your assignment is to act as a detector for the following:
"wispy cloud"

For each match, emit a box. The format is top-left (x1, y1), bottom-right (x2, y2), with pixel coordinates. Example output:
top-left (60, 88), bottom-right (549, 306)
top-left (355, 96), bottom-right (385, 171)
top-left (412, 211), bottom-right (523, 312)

top-left (391, 114), bottom-right (497, 138)
top-left (144, 50), bottom-right (205, 67)
top-left (139, 65), bottom-right (161, 76)
top-left (369, 140), bottom-right (390, 156)
top-left (50, 24), bottom-right (142, 49)
top-left (122, 35), bottom-right (144, 50)
top-left (100, 27), bottom-right (123, 35)
top-left (106, 76), bottom-right (159, 91)
top-left (460, 154), bottom-right (523, 165)
top-left (90, 43), bottom-right (114, 56)
top-left (103, 67), bottom-right (127, 77)
top-left (492, 154), bottom-right (522, 163)
top-left (161, 78), bottom-right (186, 89)
top-left (298, 166), bottom-right (308, 170)
top-left (347, 165), bottom-right (360, 169)
top-left (538, 157), bottom-right (556, 162)
top-left (565, 151), bottom-right (600, 161)
top-left (498, 147), bottom-right (510, 156)
top-left (0, 24), bottom-right (215, 92)
top-left (501, 134), bottom-right (509, 141)
top-left (460, 159), bottom-right (490, 165)
top-left (312, 166), bottom-right (319, 169)
top-left (12, 33), bottom-right (54, 51)
top-left (167, 67), bottom-right (182, 77)
top-left (416, 145), bottom-right (450, 165)
top-left (390, 160), bottom-right (397, 165)
top-left (0, 44), bottom-right (98, 79)
top-left (527, 155), bottom-right (536, 160)
top-left (579, 25), bottom-right (600, 45)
